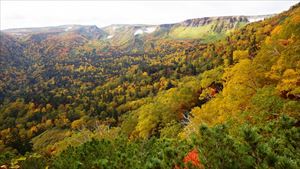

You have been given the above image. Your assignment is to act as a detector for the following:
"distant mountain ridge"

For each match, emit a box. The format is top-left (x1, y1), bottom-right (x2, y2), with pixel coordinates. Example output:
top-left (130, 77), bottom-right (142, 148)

top-left (3, 14), bottom-right (273, 39)
top-left (3, 25), bottom-right (107, 40)
top-left (1, 14), bottom-right (273, 57)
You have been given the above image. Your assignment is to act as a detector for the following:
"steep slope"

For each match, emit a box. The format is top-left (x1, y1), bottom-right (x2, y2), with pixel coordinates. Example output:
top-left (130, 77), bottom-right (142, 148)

top-left (0, 32), bottom-right (25, 65)
top-left (181, 3), bottom-right (300, 135)
top-left (0, 32), bottom-right (30, 102)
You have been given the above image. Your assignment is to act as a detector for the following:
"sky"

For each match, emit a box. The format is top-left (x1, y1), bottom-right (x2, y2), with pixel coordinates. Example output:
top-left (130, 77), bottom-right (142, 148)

top-left (1, 1), bottom-right (299, 30)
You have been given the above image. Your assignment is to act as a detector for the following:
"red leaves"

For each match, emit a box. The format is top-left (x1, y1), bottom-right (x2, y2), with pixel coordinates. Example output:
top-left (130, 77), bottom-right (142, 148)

top-left (175, 149), bottom-right (204, 169)
top-left (183, 149), bottom-right (203, 168)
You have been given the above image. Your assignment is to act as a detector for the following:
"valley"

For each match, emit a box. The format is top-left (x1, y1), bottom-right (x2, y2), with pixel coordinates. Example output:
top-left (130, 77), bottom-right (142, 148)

top-left (0, 3), bottom-right (299, 169)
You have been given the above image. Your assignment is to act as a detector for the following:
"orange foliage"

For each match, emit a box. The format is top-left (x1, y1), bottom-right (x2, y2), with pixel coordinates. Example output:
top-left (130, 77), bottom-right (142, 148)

top-left (183, 149), bottom-right (203, 168)
top-left (209, 87), bottom-right (217, 96)
top-left (175, 149), bottom-right (204, 169)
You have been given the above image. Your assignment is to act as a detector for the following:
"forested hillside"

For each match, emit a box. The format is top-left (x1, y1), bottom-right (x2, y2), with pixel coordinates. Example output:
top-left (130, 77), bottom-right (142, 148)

top-left (0, 3), bottom-right (299, 169)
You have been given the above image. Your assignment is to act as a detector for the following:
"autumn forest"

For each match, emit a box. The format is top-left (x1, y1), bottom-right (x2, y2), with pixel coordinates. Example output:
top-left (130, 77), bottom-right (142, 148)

top-left (0, 2), bottom-right (299, 169)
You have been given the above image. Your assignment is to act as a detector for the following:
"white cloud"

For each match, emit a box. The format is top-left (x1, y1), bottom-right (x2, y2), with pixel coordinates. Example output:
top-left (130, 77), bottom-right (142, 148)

top-left (0, 1), bottom-right (298, 30)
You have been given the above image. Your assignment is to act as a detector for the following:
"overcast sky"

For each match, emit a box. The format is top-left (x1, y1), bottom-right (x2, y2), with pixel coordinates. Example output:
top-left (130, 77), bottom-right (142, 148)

top-left (1, 1), bottom-right (299, 30)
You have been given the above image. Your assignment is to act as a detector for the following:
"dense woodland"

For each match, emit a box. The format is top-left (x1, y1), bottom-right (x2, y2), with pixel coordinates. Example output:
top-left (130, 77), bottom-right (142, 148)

top-left (0, 3), bottom-right (299, 169)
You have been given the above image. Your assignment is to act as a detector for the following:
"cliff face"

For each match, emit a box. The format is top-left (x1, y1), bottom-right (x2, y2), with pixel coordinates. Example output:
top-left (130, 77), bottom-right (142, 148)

top-left (179, 16), bottom-right (249, 27)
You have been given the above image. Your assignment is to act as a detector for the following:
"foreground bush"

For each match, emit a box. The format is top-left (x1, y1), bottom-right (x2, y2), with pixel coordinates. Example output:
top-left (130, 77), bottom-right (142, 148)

top-left (7, 115), bottom-right (298, 169)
